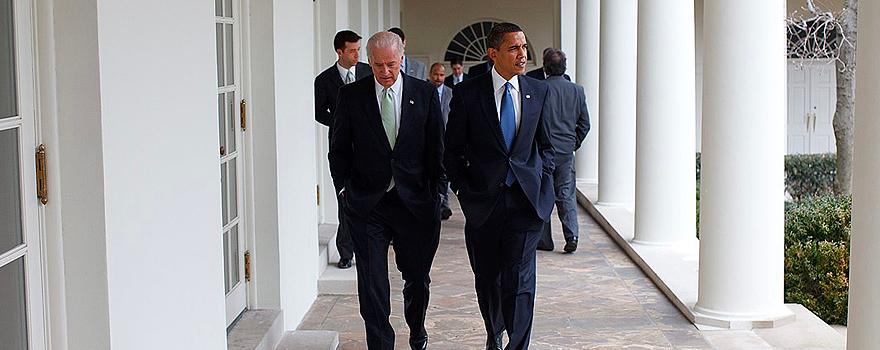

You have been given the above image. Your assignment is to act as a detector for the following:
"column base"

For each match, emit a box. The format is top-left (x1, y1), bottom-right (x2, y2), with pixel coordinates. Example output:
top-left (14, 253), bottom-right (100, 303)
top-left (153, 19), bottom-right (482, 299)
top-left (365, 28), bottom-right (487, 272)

top-left (693, 304), bottom-right (796, 330)
top-left (630, 237), bottom-right (694, 247)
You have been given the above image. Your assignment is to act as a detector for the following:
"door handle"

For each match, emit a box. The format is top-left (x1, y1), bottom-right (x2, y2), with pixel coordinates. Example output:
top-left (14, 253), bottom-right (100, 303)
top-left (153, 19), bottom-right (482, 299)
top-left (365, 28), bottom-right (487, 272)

top-left (805, 113), bottom-right (810, 132)
top-left (811, 113), bottom-right (817, 133)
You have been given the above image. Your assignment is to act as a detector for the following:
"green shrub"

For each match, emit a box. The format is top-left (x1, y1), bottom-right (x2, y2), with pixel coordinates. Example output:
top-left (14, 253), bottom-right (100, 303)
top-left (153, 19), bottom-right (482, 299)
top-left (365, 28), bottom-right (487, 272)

top-left (785, 154), bottom-right (836, 201)
top-left (783, 195), bottom-right (851, 325)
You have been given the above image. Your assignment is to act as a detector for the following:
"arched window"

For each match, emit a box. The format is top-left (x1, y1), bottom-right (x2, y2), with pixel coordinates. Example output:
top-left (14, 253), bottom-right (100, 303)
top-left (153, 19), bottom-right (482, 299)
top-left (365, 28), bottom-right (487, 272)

top-left (444, 21), bottom-right (535, 63)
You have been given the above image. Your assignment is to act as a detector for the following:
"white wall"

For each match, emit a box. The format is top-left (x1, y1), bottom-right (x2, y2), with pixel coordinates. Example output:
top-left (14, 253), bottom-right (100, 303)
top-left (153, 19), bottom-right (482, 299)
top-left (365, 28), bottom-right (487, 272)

top-left (94, 0), bottom-right (228, 348)
top-left (42, 0), bottom-right (112, 347)
top-left (272, 0), bottom-right (320, 329)
top-left (401, 0), bottom-right (557, 70)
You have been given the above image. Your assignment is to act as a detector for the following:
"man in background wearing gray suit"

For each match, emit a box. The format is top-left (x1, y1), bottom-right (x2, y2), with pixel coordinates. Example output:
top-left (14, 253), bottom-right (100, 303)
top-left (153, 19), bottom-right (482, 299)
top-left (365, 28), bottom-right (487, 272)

top-left (429, 62), bottom-right (454, 220)
top-left (389, 27), bottom-right (427, 80)
top-left (536, 49), bottom-right (590, 253)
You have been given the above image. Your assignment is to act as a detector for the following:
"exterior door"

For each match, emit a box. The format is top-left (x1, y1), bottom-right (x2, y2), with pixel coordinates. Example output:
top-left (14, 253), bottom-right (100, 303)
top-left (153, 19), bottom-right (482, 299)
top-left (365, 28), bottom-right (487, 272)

top-left (786, 60), bottom-right (837, 154)
top-left (216, 0), bottom-right (247, 327)
top-left (1, 0), bottom-right (47, 348)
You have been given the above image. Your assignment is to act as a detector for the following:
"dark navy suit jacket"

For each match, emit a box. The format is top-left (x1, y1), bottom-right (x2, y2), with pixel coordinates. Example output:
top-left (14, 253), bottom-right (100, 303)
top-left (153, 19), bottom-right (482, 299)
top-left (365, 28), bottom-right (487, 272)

top-left (314, 62), bottom-right (372, 127)
top-left (329, 74), bottom-right (445, 219)
top-left (444, 73), bottom-right (556, 227)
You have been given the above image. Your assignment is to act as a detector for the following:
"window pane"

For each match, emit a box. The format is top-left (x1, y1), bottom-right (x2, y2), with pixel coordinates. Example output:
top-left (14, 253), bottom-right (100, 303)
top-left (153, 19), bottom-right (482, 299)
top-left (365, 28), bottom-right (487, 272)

top-left (226, 92), bottom-right (235, 154)
top-left (224, 24), bottom-right (234, 86)
top-left (221, 162), bottom-right (228, 226)
top-left (217, 94), bottom-right (226, 156)
top-left (229, 225), bottom-right (239, 288)
top-left (215, 23), bottom-right (224, 87)
top-left (214, 0), bottom-right (221, 17)
top-left (0, 0), bottom-right (17, 120)
top-left (229, 160), bottom-right (237, 222)
top-left (0, 128), bottom-right (22, 253)
top-left (222, 230), bottom-right (230, 293)
top-left (224, 0), bottom-right (233, 18)
top-left (0, 257), bottom-right (28, 350)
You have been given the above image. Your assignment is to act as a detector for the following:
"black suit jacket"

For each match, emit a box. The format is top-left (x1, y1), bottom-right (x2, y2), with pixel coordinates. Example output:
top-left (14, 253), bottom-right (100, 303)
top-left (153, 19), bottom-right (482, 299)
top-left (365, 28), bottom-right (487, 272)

top-left (444, 73), bottom-right (556, 227)
top-left (314, 62), bottom-right (372, 127)
top-left (329, 74), bottom-right (445, 219)
top-left (525, 67), bottom-right (571, 81)
top-left (467, 61), bottom-right (493, 78)
top-left (444, 73), bottom-right (469, 88)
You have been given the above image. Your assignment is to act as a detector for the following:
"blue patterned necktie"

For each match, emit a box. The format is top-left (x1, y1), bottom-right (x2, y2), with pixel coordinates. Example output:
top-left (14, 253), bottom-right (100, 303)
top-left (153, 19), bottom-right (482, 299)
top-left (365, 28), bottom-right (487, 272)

top-left (500, 82), bottom-right (517, 185)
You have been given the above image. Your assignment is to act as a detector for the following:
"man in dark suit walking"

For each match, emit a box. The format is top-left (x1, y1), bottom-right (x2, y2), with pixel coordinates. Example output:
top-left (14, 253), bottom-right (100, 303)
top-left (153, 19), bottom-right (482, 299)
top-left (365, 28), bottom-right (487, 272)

top-left (329, 31), bottom-right (444, 350)
top-left (534, 49), bottom-right (590, 253)
top-left (444, 58), bottom-right (468, 88)
top-left (429, 62), bottom-right (455, 220)
top-left (445, 23), bottom-right (556, 350)
top-left (314, 30), bottom-right (372, 269)
top-left (525, 47), bottom-right (571, 81)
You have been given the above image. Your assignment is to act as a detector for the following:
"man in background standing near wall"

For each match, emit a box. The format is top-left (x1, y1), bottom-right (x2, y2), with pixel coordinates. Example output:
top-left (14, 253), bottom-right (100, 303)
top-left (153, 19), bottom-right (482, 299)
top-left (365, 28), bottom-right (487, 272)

top-left (389, 27), bottom-right (427, 80)
top-left (429, 62), bottom-right (454, 220)
top-left (444, 58), bottom-right (468, 88)
top-left (314, 30), bottom-right (372, 269)
top-left (526, 47), bottom-right (571, 81)
top-left (535, 49), bottom-right (589, 253)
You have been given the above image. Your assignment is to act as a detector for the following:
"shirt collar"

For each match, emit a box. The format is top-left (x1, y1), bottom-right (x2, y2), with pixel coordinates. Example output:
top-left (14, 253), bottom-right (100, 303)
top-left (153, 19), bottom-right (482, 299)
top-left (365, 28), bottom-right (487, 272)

top-left (491, 66), bottom-right (520, 94)
top-left (336, 62), bottom-right (355, 78)
top-left (374, 74), bottom-right (404, 94)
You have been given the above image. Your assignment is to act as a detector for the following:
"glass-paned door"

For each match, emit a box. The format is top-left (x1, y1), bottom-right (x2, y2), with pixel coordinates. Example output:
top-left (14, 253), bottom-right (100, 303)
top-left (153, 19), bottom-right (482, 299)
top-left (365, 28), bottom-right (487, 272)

top-left (1, 0), bottom-right (46, 348)
top-left (216, 0), bottom-right (247, 327)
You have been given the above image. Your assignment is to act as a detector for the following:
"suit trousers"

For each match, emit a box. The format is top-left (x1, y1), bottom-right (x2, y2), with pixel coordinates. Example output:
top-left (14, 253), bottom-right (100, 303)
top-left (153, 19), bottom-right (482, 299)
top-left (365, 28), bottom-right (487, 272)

top-left (336, 198), bottom-right (354, 260)
top-left (347, 189), bottom-right (441, 350)
top-left (464, 183), bottom-right (543, 350)
top-left (537, 153), bottom-right (579, 250)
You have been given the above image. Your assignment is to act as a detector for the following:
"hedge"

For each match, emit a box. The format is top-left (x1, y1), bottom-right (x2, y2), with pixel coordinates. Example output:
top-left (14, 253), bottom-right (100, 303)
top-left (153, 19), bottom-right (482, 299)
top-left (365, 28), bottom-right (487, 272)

top-left (783, 195), bottom-right (851, 325)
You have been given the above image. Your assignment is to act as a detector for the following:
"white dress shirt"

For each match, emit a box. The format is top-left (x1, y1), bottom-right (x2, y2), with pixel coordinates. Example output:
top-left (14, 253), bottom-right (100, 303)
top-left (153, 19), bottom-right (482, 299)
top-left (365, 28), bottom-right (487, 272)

top-left (436, 84), bottom-right (445, 101)
top-left (491, 66), bottom-right (522, 131)
top-left (374, 75), bottom-right (404, 191)
top-left (374, 75), bottom-right (403, 136)
top-left (454, 73), bottom-right (464, 85)
top-left (336, 62), bottom-right (357, 83)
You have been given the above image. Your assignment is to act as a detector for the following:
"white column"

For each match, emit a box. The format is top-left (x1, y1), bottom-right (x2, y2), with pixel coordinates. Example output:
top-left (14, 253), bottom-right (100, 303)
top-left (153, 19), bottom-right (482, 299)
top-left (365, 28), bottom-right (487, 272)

top-left (632, 0), bottom-right (695, 244)
top-left (848, 1), bottom-right (880, 347)
top-left (349, 0), bottom-right (371, 40)
top-left (597, 0), bottom-right (636, 206)
top-left (575, 0), bottom-right (599, 183)
top-left (369, 0), bottom-right (384, 33)
top-left (559, 0), bottom-right (577, 80)
top-left (694, 0), bottom-right (792, 327)
top-left (386, 0), bottom-right (400, 28)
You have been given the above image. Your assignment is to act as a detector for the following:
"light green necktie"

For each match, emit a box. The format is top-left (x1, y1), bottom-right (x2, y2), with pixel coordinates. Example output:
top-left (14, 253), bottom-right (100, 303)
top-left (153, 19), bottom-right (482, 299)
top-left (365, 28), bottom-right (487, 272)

top-left (381, 87), bottom-right (397, 148)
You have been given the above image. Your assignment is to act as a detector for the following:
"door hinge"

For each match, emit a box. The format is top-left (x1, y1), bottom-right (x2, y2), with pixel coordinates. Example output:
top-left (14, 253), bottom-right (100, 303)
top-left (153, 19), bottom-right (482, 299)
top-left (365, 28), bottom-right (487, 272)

top-left (36, 144), bottom-right (48, 205)
top-left (240, 99), bottom-right (247, 131)
top-left (244, 250), bottom-right (251, 282)
top-left (316, 185), bottom-right (320, 206)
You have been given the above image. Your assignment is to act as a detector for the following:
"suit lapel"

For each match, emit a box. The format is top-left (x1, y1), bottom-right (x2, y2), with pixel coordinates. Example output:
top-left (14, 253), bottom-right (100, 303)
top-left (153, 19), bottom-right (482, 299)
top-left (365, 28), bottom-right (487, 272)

top-left (397, 76), bottom-right (414, 151)
top-left (365, 80), bottom-right (393, 153)
top-left (329, 64), bottom-right (345, 88)
top-left (513, 76), bottom-right (537, 153)
top-left (478, 75), bottom-right (507, 151)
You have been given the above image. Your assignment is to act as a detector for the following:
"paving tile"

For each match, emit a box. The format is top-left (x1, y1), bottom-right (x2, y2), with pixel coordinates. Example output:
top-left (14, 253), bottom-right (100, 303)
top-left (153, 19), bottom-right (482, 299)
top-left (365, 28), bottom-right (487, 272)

top-left (297, 198), bottom-right (712, 348)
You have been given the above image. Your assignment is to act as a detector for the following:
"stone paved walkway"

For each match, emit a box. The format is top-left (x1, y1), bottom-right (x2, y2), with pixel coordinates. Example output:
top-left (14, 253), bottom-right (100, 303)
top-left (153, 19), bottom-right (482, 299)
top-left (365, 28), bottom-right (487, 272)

top-left (298, 198), bottom-right (713, 349)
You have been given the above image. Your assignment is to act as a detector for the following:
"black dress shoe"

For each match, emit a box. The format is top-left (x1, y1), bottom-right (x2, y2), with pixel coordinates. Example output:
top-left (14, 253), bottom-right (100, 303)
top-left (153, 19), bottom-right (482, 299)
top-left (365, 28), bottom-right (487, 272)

top-left (440, 207), bottom-right (453, 220)
top-left (486, 334), bottom-right (502, 350)
top-left (563, 239), bottom-right (578, 253)
top-left (409, 336), bottom-right (428, 350)
top-left (336, 258), bottom-right (352, 269)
